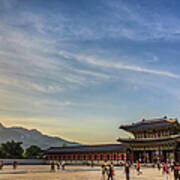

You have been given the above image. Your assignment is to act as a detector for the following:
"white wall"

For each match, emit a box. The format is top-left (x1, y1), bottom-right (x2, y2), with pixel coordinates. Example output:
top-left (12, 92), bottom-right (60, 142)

top-left (0, 159), bottom-right (48, 165)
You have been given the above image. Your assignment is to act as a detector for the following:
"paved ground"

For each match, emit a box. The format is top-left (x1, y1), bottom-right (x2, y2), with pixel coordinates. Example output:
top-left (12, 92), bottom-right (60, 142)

top-left (0, 165), bottom-right (175, 180)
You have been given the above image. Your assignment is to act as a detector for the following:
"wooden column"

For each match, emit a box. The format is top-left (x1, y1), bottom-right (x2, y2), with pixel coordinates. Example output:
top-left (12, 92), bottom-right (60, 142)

top-left (158, 147), bottom-right (161, 162)
top-left (119, 152), bottom-right (122, 160)
top-left (131, 151), bottom-right (134, 163)
top-left (144, 148), bottom-right (146, 163)
top-left (173, 149), bottom-right (176, 161)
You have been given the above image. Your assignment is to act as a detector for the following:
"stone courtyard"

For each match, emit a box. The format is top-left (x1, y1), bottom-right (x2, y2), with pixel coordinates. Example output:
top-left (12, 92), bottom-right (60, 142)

top-left (0, 165), bottom-right (175, 180)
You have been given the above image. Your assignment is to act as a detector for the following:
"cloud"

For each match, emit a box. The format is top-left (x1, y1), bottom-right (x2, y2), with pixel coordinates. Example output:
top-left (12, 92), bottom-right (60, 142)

top-left (103, 0), bottom-right (180, 41)
top-left (57, 50), bottom-right (180, 79)
top-left (1, 0), bottom-right (180, 144)
top-left (0, 19), bottom-right (112, 96)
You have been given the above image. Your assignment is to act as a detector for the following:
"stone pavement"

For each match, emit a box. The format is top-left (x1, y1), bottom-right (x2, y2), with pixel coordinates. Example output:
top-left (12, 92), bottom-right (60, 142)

top-left (0, 166), bottom-right (175, 180)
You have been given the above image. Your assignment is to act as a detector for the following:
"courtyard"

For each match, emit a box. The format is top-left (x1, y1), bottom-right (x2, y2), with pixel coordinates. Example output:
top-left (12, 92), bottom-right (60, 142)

top-left (0, 165), bottom-right (176, 180)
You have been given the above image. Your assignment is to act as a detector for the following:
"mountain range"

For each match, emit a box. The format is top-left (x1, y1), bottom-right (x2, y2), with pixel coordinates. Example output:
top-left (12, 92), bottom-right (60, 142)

top-left (0, 123), bottom-right (80, 149)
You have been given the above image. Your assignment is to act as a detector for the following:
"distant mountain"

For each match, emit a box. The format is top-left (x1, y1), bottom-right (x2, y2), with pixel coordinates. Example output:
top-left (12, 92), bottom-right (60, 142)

top-left (0, 123), bottom-right (80, 149)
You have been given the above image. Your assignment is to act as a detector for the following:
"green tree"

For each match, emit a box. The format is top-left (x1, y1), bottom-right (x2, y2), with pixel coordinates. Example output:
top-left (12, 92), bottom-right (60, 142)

top-left (0, 148), bottom-right (6, 158)
top-left (24, 145), bottom-right (43, 159)
top-left (0, 140), bottom-right (24, 158)
top-left (62, 143), bottom-right (67, 147)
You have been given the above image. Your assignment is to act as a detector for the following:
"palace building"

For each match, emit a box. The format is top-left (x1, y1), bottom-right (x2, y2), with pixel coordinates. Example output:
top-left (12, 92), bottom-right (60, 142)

top-left (118, 116), bottom-right (180, 163)
top-left (45, 144), bottom-right (127, 164)
top-left (45, 116), bottom-right (180, 163)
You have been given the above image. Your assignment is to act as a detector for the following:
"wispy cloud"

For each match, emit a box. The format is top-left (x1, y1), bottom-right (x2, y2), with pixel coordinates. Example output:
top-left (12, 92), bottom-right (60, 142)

top-left (58, 50), bottom-right (180, 79)
top-left (1, 0), bottom-right (180, 143)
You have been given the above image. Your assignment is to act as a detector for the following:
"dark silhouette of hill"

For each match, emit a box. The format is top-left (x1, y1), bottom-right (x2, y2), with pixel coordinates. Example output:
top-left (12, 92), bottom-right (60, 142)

top-left (0, 123), bottom-right (80, 149)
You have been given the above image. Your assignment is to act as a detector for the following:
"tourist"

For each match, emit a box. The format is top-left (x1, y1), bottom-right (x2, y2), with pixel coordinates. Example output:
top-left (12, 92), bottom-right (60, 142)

top-left (173, 161), bottom-right (179, 180)
top-left (162, 162), bottom-right (165, 175)
top-left (136, 160), bottom-right (142, 175)
top-left (101, 165), bottom-right (106, 180)
top-left (111, 162), bottom-right (115, 178)
top-left (56, 161), bottom-right (60, 170)
top-left (0, 161), bottom-right (4, 170)
top-left (104, 160), bottom-right (108, 175)
top-left (13, 161), bottom-right (18, 170)
top-left (164, 162), bottom-right (169, 180)
top-left (107, 163), bottom-right (114, 180)
top-left (124, 161), bottom-right (130, 180)
top-left (157, 160), bottom-right (161, 171)
top-left (170, 160), bottom-right (174, 172)
top-left (91, 160), bottom-right (94, 168)
top-left (62, 160), bottom-right (65, 170)
top-left (50, 161), bottom-right (55, 172)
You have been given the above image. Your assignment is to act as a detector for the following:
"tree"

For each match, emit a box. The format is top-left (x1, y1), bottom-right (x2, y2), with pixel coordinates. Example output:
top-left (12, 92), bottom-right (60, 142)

top-left (0, 140), bottom-right (24, 158)
top-left (0, 148), bottom-right (6, 158)
top-left (24, 145), bottom-right (43, 159)
top-left (62, 143), bottom-right (67, 147)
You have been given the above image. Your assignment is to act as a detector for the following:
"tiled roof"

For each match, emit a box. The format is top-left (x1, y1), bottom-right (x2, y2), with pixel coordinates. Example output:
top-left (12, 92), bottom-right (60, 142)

top-left (120, 117), bottom-right (179, 131)
top-left (45, 144), bottom-right (127, 154)
top-left (117, 134), bottom-right (180, 145)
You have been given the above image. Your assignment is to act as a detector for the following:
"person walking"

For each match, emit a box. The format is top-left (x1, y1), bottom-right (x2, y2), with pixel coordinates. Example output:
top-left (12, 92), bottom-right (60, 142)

top-left (111, 162), bottom-right (115, 179)
top-left (56, 161), bottom-right (60, 170)
top-left (107, 164), bottom-right (114, 180)
top-left (124, 161), bottom-right (130, 180)
top-left (13, 161), bottom-right (18, 170)
top-left (157, 160), bottom-right (161, 171)
top-left (107, 163), bottom-right (115, 180)
top-left (173, 161), bottom-right (179, 180)
top-left (101, 165), bottom-right (106, 180)
top-left (104, 160), bottom-right (108, 175)
top-left (0, 161), bottom-right (4, 170)
top-left (50, 161), bottom-right (55, 172)
top-left (164, 162), bottom-right (169, 180)
top-left (61, 160), bottom-right (65, 170)
top-left (136, 160), bottom-right (142, 175)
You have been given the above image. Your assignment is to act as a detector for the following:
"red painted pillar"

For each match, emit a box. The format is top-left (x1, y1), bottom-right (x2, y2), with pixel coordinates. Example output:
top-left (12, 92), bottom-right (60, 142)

top-left (118, 152), bottom-right (122, 160)
top-left (111, 152), bottom-right (114, 160)
top-left (104, 153), bottom-right (107, 161)
top-left (116, 152), bottom-right (119, 160)
top-left (97, 153), bottom-right (100, 161)
top-left (70, 154), bottom-right (73, 161)
top-left (124, 152), bottom-right (127, 161)
top-left (86, 153), bottom-right (88, 161)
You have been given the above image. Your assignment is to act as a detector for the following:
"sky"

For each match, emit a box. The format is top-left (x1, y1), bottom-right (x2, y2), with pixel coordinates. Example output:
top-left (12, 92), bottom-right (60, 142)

top-left (1, 0), bottom-right (180, 144)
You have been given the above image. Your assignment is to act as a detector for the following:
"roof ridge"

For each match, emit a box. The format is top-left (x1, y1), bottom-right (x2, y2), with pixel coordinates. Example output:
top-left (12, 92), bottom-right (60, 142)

top-left (122, 117), bottom-right (177, 126)
top-left (48, 144), bottom-right (123, 149)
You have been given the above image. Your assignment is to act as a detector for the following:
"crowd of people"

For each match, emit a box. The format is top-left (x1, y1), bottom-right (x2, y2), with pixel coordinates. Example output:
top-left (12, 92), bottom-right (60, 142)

top-left (50, 160), bottom-right (66, 171)
top-left (100, 159), bottom-right (180, 180)
top-left (0, 160), bottom-right (18, 170)
top-left (101, 161), bottom-right (115, 180)
top-left (49, 159), bottom-right (180, 180)
top-left (0, 158), bottom-right (179, 179)
top-left (156, 160), bottom-right (180, 180)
